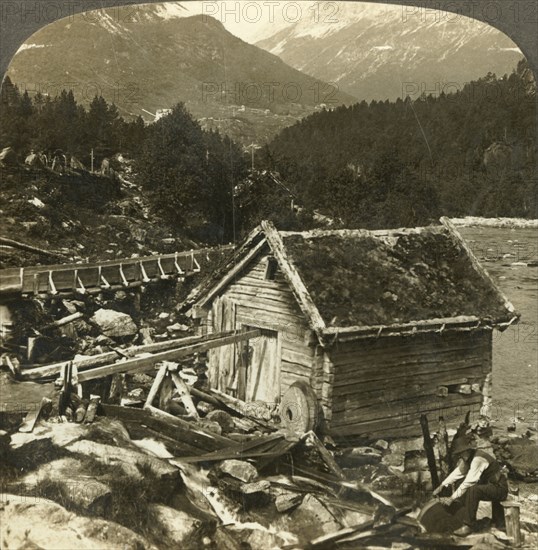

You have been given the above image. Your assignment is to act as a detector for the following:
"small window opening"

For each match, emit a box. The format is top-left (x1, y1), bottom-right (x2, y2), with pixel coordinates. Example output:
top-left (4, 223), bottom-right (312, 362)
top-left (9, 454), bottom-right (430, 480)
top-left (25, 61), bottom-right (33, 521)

top-left (265, 256), bottom-right (278, 280)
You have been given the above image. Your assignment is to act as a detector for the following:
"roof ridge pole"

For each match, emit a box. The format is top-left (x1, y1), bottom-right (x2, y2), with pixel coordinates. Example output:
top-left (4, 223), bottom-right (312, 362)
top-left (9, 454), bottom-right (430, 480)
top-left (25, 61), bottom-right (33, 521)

top-left (439, 216), bottom-right (519, 320)
top-left (260, 220), bottom-right (327, 341)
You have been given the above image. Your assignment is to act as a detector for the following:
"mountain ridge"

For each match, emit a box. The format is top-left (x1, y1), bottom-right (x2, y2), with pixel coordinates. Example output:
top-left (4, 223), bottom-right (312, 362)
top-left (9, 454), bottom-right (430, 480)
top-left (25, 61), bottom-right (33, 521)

top-left (256, 1), bottom-right (524, 101)
top-left (7, 8), bottom-right (355, 144)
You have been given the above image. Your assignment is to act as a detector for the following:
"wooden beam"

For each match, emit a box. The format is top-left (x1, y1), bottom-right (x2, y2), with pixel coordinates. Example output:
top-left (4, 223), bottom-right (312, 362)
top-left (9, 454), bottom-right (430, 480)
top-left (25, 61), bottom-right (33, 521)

top-left (261, 220), bottom-right (326, 334)
top-left (78, 329), bottom-right (261, 382)
top-left (22, 330), bottom-right (250, 381)
top-left (100, 403), bottom-right (233, 451)
top-left (0, 236), bottom-right (66, 259)
top-left (170, 372), bottom-right (199, 419)
top-left (42, 312), bottom-right (83, 330)
top-left (420, 414), bottom-right (440, 489)
top-left (144, 363), bottom-right (169, 408)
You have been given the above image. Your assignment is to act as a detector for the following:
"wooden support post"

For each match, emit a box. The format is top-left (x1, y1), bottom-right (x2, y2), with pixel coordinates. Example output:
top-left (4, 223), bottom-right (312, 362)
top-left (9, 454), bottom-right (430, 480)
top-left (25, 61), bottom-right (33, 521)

top-left (170, 372), bottom-right (199, 419)
top-left (502, 502), bottom-right (521, 546)
top-left (158, 374), bottom-right (174, 413)
top-left (420, 414), bottom-right (440, 488)
top-left (144, 364), bottom-right (169, 409)
top-left (438, 416), bottom-right (451, 478)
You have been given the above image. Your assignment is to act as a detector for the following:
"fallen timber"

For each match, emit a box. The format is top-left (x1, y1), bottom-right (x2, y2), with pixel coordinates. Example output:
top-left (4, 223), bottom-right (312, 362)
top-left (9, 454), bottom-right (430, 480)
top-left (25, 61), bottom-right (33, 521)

top-left (77, 329), bottom-right (261, 382)
top-left (0, 245), bottom-right (233, 299)
top-left (21, 329), bottom-right (260, 381)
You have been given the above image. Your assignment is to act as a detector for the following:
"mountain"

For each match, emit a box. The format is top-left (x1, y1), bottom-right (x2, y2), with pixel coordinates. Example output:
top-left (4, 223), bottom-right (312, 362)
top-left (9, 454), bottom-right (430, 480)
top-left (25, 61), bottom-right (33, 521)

top-left (6, 6), bottom-right (355, 144)
top-left (256, 1), bottom-right (524, 101)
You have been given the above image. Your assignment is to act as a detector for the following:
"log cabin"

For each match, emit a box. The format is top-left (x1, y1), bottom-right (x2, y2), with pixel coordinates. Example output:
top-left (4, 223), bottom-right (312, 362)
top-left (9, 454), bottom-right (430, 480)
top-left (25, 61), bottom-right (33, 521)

top-left (186, 218), bottom-right (519, 442)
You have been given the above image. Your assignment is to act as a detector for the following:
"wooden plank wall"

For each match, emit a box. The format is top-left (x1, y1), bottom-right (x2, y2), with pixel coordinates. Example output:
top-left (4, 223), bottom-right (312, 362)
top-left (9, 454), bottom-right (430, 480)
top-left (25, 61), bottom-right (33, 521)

top-left (204, 253), bottom-right (318, 403)
top-left (328, 329), bottom-right (492, 441)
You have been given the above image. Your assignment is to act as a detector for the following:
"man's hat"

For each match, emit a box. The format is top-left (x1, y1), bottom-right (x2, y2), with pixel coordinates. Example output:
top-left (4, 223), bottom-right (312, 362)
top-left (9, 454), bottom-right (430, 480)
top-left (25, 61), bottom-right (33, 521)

top-left (450, 435), bottom-right (474, 457)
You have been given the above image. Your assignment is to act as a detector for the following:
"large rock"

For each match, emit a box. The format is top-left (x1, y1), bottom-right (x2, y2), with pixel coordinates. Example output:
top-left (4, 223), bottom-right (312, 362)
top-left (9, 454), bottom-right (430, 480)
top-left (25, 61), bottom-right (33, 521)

top-left (91, 308), bottom-right (137, 338)
top-left (0, 494), bottom-right (154, 549)
top-left (206, 410), bottom-right (235, 434)
top-left (217, 460), bottom-right (258, 483)
top-left (288, 494), bottom-right (341, 539)
top-left (19, 457), bottom-right (112, 516)
top-left (149, 504), bottom-right (203, 547)
top-left (66, 440), bottom-right (180, 486)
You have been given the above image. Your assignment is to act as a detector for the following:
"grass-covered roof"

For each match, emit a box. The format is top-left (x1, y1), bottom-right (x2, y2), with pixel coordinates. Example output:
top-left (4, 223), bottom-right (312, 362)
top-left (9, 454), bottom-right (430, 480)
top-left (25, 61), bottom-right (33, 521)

top-left (281, 227), bottom-right (512, 328)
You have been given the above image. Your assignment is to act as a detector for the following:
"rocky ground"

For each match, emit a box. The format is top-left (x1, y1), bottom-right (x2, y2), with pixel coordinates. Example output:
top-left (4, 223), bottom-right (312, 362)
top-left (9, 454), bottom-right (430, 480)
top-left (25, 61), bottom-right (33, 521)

top-left (1, 162), bottom-right (537, 549)
top-left (0, 161), bottom-right (201, 269)
top-left (1, 410), bottom-right (537, 549)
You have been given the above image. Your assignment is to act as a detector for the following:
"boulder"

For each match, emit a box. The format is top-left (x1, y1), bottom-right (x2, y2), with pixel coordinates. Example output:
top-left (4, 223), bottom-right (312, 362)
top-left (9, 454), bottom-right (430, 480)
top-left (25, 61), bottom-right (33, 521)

top-left (19, 457), bottom-right (112, 516)
top-left (66, 439), bottom-right (180, 488)
top-left (218, 460), bottom-right (258, 483)
top-left (197, 419), bottom-right (223, 435)
top-left (91, 309), bottom-right (137, 338)
top-left (289, 494), bottom-right (341, 539)
top-left (149, 504), bottom-right (203, 547)
top-left (240, 480), bottom-right (271, 495)
top-left (275, 491), bottom-right (303, 513)
top-left (0, 494), bottom-right (153, 549)
top-left (241, 527), bottom-right (295, 549)
top-left (197, 401), bottom-right (216, 416)
top-left (206, 410), bottom-right (235, 434)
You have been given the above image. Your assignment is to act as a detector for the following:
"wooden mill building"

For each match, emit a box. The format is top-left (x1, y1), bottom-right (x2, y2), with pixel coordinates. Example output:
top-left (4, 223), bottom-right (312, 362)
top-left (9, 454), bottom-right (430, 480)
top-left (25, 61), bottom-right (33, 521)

top-left (186, 218), bottom-right (518, 441)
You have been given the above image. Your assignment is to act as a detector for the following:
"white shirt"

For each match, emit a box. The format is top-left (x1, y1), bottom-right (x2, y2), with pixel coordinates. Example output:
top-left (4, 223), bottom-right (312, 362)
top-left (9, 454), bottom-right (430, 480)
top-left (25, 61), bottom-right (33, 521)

top-left (441, 454), bottom-right (490, 499)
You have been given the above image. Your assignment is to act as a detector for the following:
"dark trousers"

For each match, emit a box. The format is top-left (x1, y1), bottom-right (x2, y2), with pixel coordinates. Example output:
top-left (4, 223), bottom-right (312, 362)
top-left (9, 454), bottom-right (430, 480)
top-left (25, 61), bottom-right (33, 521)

top-left (455, 478), bottom-right (508, 527)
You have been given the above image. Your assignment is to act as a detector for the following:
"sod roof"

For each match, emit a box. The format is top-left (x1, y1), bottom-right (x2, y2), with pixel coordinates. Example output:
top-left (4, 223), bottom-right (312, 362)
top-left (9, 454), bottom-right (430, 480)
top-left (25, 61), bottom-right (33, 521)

top-left (280, 227), bottom-right (512, 328)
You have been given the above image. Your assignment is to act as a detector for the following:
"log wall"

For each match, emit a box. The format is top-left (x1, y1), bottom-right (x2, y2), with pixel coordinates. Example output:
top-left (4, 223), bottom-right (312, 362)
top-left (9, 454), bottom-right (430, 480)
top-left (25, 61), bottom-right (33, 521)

top-left (202, 253), bottom-right (318, 404)
top-left (328, 329), bottom-right (492, 441)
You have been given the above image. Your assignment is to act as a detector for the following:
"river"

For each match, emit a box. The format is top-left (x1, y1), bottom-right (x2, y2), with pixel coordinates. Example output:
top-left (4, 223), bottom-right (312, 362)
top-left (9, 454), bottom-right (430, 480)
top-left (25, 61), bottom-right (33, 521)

top-left (459, 226), bottom-right (538, 433)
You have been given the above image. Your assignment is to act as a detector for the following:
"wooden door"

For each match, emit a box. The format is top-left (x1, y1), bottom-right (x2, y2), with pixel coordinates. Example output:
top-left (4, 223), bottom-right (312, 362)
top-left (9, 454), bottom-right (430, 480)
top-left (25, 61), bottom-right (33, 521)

top-left (245, 328), bottom-right (280, 405)
top-left (209, 296), bottom-right (237, 394)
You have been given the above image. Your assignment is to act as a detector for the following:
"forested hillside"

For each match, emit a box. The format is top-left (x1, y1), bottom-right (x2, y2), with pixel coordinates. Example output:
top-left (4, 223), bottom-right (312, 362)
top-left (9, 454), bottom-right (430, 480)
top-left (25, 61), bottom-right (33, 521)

top-left (264, 60), bottom-right (537, 227)
top-left (1, 59), bottom-right (536, 246)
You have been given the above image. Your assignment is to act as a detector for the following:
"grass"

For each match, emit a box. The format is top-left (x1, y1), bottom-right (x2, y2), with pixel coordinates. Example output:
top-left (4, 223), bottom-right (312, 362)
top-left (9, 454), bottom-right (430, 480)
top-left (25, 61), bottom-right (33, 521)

top-left (283, 229), bottom-right (510, 327)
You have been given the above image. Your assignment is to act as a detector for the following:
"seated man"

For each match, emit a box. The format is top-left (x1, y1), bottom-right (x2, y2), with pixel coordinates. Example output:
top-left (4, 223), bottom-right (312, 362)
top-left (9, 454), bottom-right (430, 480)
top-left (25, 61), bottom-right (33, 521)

top-left (432, 435), bottom-right (508, 536)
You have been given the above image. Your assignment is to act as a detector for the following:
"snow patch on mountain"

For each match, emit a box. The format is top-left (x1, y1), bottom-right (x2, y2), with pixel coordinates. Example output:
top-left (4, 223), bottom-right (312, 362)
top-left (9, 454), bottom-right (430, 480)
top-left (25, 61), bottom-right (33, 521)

top-left (153, 2), bottom-right (188, 20)
top-left (16, 44), bottom-right (47, 54)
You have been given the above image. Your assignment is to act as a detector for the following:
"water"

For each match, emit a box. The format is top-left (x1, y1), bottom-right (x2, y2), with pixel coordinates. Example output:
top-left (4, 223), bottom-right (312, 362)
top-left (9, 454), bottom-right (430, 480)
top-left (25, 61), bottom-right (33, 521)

top-left (459, 226), bottom-right (538, 432)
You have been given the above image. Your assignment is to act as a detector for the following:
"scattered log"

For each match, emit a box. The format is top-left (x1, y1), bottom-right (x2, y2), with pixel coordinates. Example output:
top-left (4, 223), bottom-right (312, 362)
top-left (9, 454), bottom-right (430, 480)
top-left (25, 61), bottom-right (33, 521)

top-left (108, 373), bottom-right (125, 405)
top-left (42, 312), bottom-right (83, 330)
top-left (503, 501), bottom-right (521, 546)
top-left (0, 236), bottom-right (66, 259)
top-left (170, 372), bottom-right (199, 419)
top-left (84, 396), bottom-right (101, 423)
top-left (5, 355), bottom-right (20, 378)
top-left (305, 431), bottom-right (345, 480)
top-left (19, 397), bottom-right (52, 433)
top-left (100, 403), bottom-right (232, 452)
top-left (158, 375), bottom-right (174, 413)
top-left (209, 388), bottom-right (276, 430)
top-left (420, 414), bottom-right (440, 488)
top-left (21, 329), bottom-right (248, 381)
top-left (144, 363), bottom-right (169, 408)
top-left (78, 329), bottom-right (261, 382)
top-left (75, 400), bottom-right (88, 423)
top-left (145, 404), bottom-right (233, 447)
